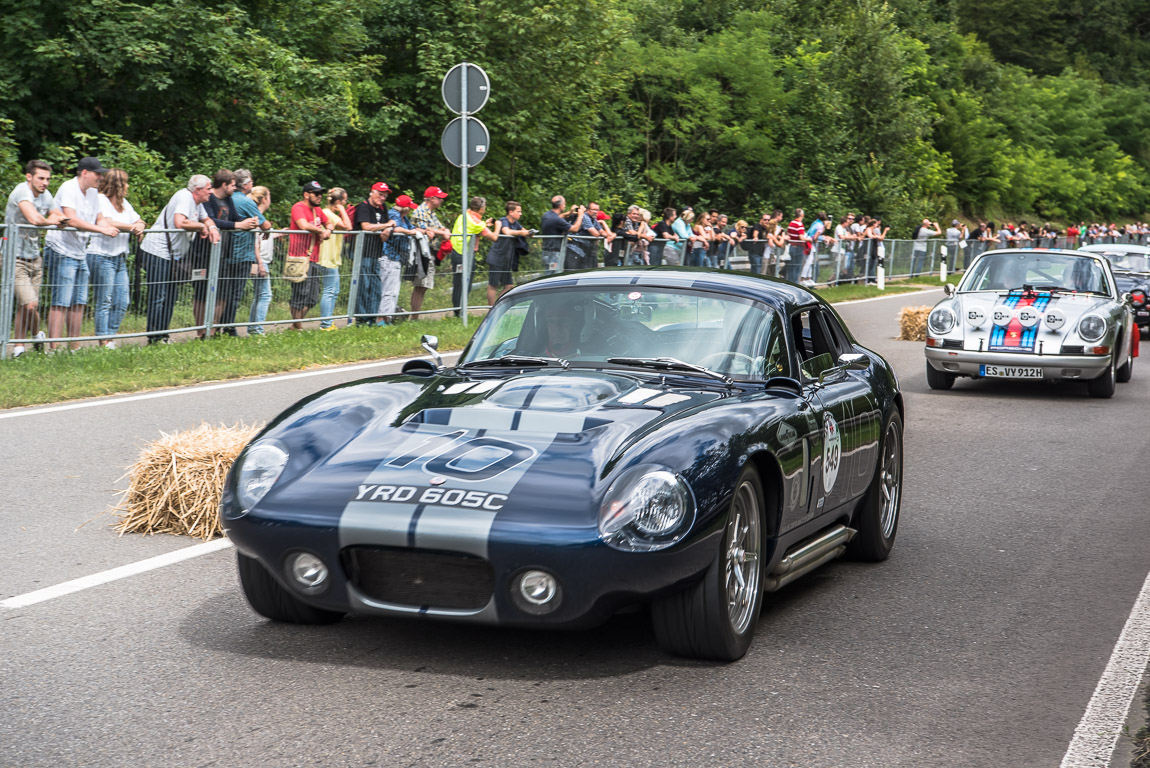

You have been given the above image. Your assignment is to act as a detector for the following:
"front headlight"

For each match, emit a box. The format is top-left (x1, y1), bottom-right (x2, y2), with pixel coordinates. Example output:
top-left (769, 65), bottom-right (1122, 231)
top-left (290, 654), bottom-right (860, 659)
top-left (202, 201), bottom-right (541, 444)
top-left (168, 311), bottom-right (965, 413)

top-left (599, 465), bottom-right (695, 552)
top-left (236, 441), bottom-right (289, 511)
top-left (1077, 314), bottom-right (1107, 342)
top-left (928, 306), bottom-right (956, 335)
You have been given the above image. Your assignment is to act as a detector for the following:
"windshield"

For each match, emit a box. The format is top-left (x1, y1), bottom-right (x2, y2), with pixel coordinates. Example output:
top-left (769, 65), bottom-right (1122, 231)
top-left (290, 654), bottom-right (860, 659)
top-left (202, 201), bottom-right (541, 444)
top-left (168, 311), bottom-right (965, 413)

top-left (1092, 251), bottom-right (1150, 273)
top-left (460, 287), bottom-right (787, 379)
top-left (961, 252), bottom-right (1111, 295)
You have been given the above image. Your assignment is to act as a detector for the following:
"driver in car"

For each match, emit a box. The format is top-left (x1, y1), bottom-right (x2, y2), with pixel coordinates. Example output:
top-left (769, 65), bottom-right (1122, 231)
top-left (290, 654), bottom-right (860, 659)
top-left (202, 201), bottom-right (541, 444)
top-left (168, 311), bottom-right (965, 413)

top-left (542, 301), bottom-right (583, 358)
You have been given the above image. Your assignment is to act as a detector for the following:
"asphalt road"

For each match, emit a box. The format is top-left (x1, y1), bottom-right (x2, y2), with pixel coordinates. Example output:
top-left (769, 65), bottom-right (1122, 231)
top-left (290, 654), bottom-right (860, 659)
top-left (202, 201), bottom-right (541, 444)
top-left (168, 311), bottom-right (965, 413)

top-left (3, 286), bottom-right (1149, 768)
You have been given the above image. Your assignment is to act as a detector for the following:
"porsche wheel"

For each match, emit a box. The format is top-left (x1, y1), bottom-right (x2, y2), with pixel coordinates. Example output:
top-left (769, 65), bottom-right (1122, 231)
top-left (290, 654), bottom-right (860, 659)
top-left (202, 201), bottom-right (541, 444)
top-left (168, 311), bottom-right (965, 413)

top-left (237, 552), bottom-right (346, 624)
top-left (1088, 354), bottom-right (1117, 398)
top-left (651, 465), bottom-right (764, 662)
top-left (1117, 343), bottom-right (1133, 383)
top-left (847, 409), bottom-right (903, 562)
top-left (925, 362), bottom-right (955, 390)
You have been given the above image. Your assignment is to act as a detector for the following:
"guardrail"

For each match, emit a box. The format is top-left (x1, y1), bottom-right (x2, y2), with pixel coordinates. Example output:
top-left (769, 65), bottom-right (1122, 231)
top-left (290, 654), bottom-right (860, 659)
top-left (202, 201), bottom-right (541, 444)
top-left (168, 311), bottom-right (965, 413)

top-left (6, 224), bottom-right (1130, 359)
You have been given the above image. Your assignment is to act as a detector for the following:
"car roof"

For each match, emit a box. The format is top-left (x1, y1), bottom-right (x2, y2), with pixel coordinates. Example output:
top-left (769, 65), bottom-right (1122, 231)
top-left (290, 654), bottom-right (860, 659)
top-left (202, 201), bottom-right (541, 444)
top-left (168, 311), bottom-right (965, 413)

top-left (506, 268), bottom-right (818, 312)
top-left (1079, 243), bottom-right (1150, 255)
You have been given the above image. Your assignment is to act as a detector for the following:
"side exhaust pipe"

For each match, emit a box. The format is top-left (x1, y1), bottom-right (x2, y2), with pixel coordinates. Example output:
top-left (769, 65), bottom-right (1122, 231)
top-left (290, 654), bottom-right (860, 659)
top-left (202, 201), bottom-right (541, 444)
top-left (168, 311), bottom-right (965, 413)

top-left (763, 525), bottom-right (855, 592)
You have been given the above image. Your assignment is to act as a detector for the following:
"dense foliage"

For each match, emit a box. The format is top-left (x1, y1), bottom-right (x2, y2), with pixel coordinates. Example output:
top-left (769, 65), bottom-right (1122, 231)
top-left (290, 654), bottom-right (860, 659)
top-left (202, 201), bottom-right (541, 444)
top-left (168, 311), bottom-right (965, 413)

top-left (4, 0), bottom-right (1150, 230)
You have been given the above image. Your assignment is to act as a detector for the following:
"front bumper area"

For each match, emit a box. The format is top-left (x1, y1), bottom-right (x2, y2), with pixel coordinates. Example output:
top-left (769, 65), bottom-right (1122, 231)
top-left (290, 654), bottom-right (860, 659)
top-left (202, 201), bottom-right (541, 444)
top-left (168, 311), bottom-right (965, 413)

top-left (925, 347), bottom-right (1111, 380)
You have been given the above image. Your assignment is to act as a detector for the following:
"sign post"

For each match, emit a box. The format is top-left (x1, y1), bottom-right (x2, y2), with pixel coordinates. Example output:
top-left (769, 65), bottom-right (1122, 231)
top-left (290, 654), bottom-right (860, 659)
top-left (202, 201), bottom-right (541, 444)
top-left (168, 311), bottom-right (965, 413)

top-left (441, 62), bottom-right (491, 327)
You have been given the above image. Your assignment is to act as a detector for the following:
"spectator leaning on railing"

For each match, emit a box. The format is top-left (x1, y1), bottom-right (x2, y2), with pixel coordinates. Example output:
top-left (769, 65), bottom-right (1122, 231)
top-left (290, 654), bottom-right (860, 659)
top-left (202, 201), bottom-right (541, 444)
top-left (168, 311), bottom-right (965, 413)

top-left (380, 193), bottom-right (419, 325)
top-left (204, 169), bottom-right (260, 337)
top-left (139, 174), bottom-right (220, 344)
top-left (351, 182), bottom-right (394, 325)
top-left (88, 168), bottom-right (145, 348)
top-left (5, 160), bottom-right (65, 358)
top-left (409, 186), bottom-right (451, 314)
top-left (650, 208), bottom-right (679, 267)
top-left (44, 157), bottom-right (119, 351)
top-left (449, 196), bottom-right (498, 315)
top-left (318, 187), bottom-right (352, 331)
top-left (488, 200), bottom-right (532, 305)
top-left (287, 181), bottom-right (330, 331)
top-left (246, 185), bottom-right (275, 335)
top-left (223, 169), bottom-right (272, 335)
top-left (784, 208), bottom-right (807, 284)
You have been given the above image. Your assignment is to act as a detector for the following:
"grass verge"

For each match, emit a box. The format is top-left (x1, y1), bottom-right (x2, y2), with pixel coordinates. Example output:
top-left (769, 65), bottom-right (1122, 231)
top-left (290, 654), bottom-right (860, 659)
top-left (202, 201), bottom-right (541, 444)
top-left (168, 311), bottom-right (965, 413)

top-left (0, 279), bottom-right (941, 409)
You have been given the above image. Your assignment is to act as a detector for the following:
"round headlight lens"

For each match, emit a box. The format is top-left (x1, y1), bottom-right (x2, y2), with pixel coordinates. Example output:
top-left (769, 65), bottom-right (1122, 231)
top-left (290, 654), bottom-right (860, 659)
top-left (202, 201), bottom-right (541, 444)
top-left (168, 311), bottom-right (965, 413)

top-left (237, 442), bottom-right (289, 510)
top-left (1077, 314), bottom-right (1107, 342)
top-left (599, 466), bottom-right (695, 552)
top-left (928, 306), bottom-right (956, 335)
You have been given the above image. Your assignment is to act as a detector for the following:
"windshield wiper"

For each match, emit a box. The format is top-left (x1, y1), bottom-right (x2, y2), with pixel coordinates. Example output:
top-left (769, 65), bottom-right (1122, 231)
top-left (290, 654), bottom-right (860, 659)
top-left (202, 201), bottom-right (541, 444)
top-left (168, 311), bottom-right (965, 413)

top-left (607, 356), bottom-right (732, 385)
top-left (1013, 284), bottom-right (1109, 297)
top-left (459, 354), bottom-right (569, 370)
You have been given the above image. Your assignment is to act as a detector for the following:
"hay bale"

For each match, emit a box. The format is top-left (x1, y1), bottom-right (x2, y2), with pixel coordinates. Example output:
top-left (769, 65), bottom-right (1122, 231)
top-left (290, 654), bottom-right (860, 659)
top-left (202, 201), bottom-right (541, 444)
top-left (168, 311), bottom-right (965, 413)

top-left (114, 423), bottom-right (262, 540)
top-left (898, 305), bottom-right (932, 341)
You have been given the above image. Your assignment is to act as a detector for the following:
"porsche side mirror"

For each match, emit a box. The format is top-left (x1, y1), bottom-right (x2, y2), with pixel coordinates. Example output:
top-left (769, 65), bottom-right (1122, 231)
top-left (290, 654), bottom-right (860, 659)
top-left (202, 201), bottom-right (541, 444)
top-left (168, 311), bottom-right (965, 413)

top-left (421, 334), bottom-right (443, 368)
top-left (1122, 291), bottom-right (1133, 306)
top-left (943, 283), bottom-right (956, 297)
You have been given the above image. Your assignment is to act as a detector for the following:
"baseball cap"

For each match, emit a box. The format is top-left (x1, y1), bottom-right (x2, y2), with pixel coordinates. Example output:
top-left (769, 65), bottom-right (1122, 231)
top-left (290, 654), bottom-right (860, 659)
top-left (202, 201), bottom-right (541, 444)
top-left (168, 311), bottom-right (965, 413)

top-left (77, 157), bottom-right (108, 174)
top-left (395, 194), bottom-right (415, 209)
top-left (952, 219), bottom-right (960, 226)
top-left (302, 180), bottom-right (325, 194)
top-left (596, 211), bottom-right (609, 221)
top-left (424, 186), bottom-right (448, 199)
top-left (371, 182), bottom-right (390, 193)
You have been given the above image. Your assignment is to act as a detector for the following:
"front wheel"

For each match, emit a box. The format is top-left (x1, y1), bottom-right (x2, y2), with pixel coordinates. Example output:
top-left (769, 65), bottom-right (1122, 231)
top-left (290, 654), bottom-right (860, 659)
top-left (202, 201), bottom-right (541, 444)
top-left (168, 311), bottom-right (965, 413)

top-left (237, 552), bottom-right (346, 624)
top-left (847, 409), bottom-right (903, 561)
top-left (651, 465), bottom-right (765, 661)
top-left (925, 361), bottom-right (955, 390)
top-left (1088, 354), bottom-right (1117, 398)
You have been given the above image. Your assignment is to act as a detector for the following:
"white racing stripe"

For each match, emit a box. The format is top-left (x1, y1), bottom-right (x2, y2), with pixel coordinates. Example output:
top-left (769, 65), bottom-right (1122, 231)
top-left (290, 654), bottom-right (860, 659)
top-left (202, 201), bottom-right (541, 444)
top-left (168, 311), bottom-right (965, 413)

top-left (0, 538), bottom-right (234, 610)
top-left (1060, 568), bottom-right (1150, 767)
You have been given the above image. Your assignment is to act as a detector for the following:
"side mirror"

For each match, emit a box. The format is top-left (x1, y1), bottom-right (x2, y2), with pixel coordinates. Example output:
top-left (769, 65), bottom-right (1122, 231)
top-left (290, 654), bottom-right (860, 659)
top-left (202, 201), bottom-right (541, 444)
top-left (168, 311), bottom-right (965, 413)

top-left (421, 334), bottom-right (443, 369)
top-left (1122, 292), bottom-right (1133, 306)
top-left (943, 283), bottom-right (956, 297)
top-left (838, 352), bottom-right (870, 371)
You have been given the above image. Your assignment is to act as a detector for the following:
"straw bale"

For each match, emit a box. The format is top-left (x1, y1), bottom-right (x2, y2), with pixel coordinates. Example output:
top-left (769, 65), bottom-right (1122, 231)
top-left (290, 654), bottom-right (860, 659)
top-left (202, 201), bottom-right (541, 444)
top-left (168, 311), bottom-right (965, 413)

top-left (898, 305), bottom-right (932, 341)
top-left (114, 423), bottom-right (262, 540)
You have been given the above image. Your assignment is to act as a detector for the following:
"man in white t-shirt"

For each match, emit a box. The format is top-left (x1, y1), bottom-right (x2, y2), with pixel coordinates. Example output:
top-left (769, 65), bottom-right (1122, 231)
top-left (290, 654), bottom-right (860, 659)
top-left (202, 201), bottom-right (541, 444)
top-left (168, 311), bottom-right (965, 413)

top-left (42, 157), bottom-right (119, 350)
top-left (4, 160), bottom-right (67, 357)
top-left (139, 175), bottom-right (219, 343)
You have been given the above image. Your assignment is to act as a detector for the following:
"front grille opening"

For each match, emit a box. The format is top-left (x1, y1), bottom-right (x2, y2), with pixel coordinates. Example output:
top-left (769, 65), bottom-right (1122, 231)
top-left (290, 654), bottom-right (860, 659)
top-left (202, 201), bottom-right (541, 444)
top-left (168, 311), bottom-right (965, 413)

top-left (1061, 345), bottom-right (1084, 355)
top-left (344, 546), bottom-right (494, 610)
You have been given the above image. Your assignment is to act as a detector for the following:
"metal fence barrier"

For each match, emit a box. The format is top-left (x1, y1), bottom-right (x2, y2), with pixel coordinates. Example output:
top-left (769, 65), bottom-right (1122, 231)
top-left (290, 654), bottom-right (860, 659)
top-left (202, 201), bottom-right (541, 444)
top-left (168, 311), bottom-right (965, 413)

top-left (6, 224), bottom-right (1136, 359)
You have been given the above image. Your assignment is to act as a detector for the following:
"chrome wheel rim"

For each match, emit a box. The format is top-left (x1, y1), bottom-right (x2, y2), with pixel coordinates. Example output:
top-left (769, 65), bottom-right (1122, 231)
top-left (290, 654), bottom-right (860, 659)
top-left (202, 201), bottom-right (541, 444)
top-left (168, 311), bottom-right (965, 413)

top-left (878, 422), bottom-right (902, 539)
top-left (724, 480), bottom-right (761, 635)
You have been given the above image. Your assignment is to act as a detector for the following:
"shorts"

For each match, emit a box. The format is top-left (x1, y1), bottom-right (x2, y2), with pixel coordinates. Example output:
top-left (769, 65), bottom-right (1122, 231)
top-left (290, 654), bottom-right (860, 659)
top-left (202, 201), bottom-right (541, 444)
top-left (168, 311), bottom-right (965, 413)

top-left (45, 247), bottom-right (90, 307)
top-left (412, 261), bottom-right (435, 289)
top-left (485, 260), bottom-right (512, 290)
top-left (14, 256), bottom-right (43, 306)
top-left (289, 262), bottom-right (323, 310)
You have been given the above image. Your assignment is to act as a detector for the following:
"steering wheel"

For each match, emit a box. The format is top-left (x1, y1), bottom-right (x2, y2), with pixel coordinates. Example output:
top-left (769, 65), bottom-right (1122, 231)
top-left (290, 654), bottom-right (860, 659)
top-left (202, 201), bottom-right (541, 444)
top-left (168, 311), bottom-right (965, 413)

top-left (699, 351), bottom-right (756, 374)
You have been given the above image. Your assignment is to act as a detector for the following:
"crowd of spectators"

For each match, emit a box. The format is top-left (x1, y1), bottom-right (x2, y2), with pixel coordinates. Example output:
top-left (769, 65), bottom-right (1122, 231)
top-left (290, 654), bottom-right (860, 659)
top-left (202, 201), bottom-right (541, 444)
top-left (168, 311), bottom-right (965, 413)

top-left (7, 156), bottom-right (1150, 357)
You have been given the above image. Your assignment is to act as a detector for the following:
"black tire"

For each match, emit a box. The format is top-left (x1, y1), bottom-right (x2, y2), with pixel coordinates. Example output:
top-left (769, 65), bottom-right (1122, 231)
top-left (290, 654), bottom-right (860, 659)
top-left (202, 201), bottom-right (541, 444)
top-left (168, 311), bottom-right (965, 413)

top-left (925, 361), bottom-right (955, 390)
top-left (1087, 354), bottom-right (1117, 398)
top-left (1117, 338), bottom-right (1134, 383)
top-left (651, 465), bottom-right (765, 662)
top-left (237, 551), bottom-right (346, 624)
top-left (847, 409), bottom-right (903, 562)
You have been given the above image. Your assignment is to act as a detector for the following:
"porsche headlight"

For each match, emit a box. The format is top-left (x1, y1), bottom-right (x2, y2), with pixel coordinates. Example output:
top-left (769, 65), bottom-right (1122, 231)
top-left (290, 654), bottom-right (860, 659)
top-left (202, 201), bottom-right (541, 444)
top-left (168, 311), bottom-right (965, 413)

top-left (1077, 314), bottom-right (1107, 343)
top-left (236, 442), bottom-right (289, 511)
top-left (928, 306), bottom-right (956, 335)
top-left (599, 465), bottom-right (695, 552)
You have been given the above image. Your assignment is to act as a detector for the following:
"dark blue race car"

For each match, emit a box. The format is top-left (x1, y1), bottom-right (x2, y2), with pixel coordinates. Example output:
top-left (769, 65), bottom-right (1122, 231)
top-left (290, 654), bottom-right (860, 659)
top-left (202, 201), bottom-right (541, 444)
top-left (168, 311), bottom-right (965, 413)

top-left (223, 269), bottom-right (905, 661)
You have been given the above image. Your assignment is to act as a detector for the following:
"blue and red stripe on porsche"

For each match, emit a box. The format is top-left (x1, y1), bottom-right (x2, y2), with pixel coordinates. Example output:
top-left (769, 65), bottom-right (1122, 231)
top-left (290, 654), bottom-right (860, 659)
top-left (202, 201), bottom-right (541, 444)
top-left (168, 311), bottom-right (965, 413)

top-left (988, 291), bottom-right (1052, 352)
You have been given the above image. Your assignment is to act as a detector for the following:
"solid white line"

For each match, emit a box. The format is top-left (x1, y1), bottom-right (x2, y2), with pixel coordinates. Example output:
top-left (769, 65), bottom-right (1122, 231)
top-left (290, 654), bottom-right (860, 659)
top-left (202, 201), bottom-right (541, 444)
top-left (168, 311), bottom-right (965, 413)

top-left (0, 351), bottom-right (462, 421)
top-left (833, 287), bottom-right (945, 305)
top-left (0, 538), bottom-right (235, 610)
top-left (1060, 568), bottom-right (1150, 767)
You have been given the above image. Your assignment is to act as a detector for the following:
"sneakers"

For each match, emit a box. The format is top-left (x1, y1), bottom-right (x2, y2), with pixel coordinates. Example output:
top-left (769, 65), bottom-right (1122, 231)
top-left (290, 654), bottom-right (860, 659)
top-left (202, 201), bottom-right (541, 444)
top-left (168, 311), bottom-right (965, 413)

top-left (105, 341), bottom-right (117, 350)
top-left (320, 325), bottom-right (338, 332)
top-left (33, 331), bottom-right (46, 352)
top-left (375, 319), bottom-right (390, 327)
top-left (11, 345), bottom-right (25, 358)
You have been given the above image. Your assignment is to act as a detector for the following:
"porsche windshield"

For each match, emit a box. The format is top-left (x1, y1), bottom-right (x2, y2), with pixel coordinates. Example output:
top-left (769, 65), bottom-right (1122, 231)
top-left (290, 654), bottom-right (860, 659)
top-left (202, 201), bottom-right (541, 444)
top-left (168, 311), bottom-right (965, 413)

top-left (961, 252), bottom-right (1111, 295)
top-left (460, 288), bottom-right (787, 380)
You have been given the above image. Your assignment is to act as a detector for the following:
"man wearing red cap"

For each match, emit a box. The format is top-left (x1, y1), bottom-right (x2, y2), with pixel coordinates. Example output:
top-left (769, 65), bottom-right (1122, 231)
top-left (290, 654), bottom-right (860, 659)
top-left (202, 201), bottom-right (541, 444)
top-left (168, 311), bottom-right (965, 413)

top-left (379, 194), bottom-right (420, 324)
top-left (352, 182), bottom-right (395, 324)
top-left (410, 186), bottom-right (451, 313)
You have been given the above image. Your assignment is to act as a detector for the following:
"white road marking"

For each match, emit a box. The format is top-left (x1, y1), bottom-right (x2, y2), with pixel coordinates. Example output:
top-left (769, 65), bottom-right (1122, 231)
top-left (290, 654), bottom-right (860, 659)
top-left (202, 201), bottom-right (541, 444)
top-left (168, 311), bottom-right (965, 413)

top-left (1060, 568), bottom-right (1150, 767)
top-left (0, 352), bottom-right (461, 421)
top-left (1, 538), bottom-right (235, 610)
top-left (833, 287), bottom-right (944, 305)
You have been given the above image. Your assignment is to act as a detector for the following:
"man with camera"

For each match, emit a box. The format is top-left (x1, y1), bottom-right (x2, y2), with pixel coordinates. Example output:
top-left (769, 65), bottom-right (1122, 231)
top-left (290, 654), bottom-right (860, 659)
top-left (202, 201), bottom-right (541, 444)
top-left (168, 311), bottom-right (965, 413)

top-left (911, 217), bottom-right (941, 277)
